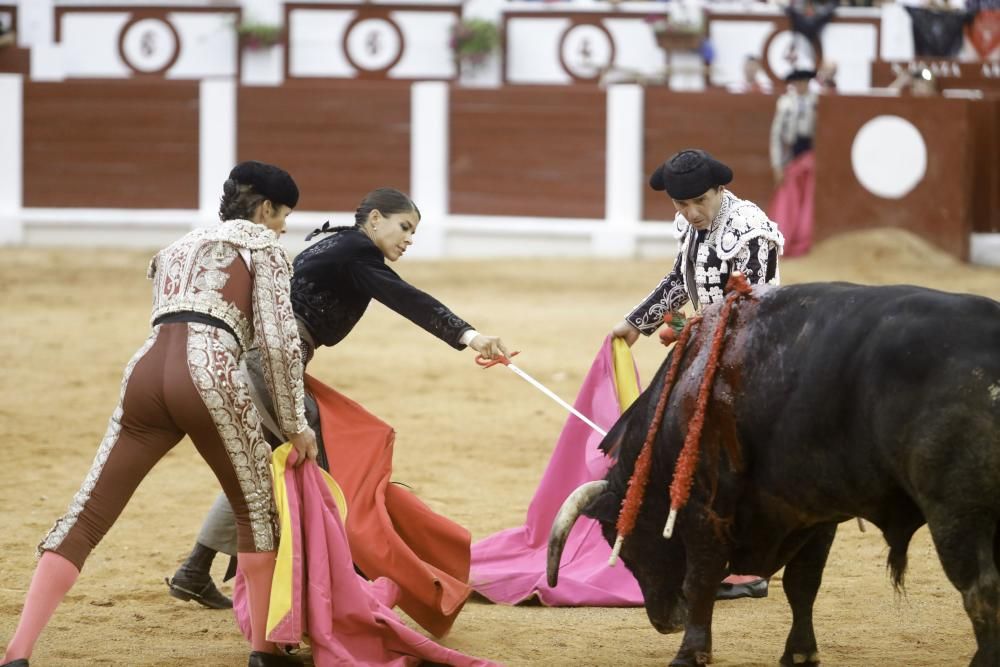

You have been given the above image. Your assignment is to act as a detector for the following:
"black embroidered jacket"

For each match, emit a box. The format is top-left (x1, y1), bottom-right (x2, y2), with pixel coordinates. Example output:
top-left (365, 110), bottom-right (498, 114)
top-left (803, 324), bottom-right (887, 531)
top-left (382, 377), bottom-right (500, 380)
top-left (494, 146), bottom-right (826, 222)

top-left (291, 228), bottom-right (473, 349)
top-left (626, 190), bottom-right (785, 335)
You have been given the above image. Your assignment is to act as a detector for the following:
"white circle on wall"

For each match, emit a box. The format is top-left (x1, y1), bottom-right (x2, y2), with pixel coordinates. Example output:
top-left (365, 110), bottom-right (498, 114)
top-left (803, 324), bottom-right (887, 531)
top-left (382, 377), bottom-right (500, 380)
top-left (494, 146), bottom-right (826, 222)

top-left (765, 30), bottom-right (816, 81)
top-left (121, 18), bottom-right (178, 73)
top-left (561, 24), bottom-right (612, 79)
top-left (851, 116), bottom-right (927, 199)
top-left (345, 18), bottom-right (401, 72)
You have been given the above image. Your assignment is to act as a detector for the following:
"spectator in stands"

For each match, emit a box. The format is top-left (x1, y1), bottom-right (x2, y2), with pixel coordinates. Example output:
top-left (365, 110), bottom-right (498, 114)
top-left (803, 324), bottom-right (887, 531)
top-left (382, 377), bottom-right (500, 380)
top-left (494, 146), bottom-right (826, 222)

top-left (727, 55), bottom-right (774, 93)
top-left (813, 59), bottom-right (838, 93)
top-left (0, 18), bottom-right (15, 48)
top-left (889, 64), bottom-right (940, 96)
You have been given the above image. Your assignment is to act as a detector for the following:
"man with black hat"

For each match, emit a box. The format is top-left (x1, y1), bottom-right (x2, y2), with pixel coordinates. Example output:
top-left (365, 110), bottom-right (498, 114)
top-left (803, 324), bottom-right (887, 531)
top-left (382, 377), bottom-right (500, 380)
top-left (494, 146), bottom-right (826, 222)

top-left (768, 68), bottom-right (818, 257)
top-left (610, 149), bottom-right (781, 601)
top-left (611, 148), bottom-right (784, 346)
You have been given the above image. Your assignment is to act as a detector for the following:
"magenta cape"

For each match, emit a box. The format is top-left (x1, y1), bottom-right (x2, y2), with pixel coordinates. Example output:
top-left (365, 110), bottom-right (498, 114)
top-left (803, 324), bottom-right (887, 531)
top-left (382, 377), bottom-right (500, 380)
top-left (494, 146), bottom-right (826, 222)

top-left (469, 336), bottom-right (646, 605)
top-left (769, 151), bottom-right (815, 258)
top-left (233, 445), bottom-right (495, 666)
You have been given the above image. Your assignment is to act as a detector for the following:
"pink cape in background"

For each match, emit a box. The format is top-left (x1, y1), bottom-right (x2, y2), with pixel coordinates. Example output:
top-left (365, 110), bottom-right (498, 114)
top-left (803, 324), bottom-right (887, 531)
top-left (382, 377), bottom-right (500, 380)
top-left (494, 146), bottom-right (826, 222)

top-left (470, 336), bottom-right (645, 605)
top-left (769, 151), bottom-right (816, 258)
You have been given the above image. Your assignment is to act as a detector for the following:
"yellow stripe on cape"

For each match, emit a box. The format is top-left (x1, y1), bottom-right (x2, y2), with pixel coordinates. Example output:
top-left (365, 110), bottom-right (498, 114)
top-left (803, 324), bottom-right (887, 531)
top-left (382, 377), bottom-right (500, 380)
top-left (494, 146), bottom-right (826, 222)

top-left (611, 337), bottom-right (641, 412)
top-left (267, 443), bottom-right (348, 636)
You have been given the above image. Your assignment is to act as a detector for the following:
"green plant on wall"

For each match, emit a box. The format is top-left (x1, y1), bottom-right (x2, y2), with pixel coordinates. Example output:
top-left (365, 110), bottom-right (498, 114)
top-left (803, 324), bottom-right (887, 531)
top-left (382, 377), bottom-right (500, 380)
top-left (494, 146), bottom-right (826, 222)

top-left (236, 21), bottom-right (284, 50)
top-left (450, 19), bottom-right (501, 69)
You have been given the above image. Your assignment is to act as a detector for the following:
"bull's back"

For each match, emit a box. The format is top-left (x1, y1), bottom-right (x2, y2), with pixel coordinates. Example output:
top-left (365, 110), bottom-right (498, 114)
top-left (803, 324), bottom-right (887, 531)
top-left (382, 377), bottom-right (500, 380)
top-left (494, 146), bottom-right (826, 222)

top-left (734, 283), bottom-right (1000, 516)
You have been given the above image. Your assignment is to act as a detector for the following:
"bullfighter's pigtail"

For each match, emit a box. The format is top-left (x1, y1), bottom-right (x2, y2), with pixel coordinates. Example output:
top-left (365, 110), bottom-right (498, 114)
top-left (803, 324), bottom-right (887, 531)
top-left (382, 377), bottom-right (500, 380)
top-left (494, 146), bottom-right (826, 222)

top-left (663, 273), bottom-right (753, 539)
top-left (609, 314), bottom-right (701, 565)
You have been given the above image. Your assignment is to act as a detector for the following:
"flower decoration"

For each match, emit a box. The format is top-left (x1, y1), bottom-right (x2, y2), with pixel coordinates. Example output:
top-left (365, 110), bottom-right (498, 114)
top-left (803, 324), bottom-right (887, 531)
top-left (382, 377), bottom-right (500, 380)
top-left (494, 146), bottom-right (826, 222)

top-left (236, 21), bottom-right (284, 51)
top-left (450, 19), bottom-right (501, 69)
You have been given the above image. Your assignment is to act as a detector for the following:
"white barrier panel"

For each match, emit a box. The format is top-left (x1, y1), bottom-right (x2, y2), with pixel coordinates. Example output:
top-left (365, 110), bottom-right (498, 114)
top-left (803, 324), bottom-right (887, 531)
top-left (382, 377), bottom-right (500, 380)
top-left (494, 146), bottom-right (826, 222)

top-left (594, 84), bottom-right (643, 257)
top-left (408, 81), bottom-right (449, 259)
top-left (286, 3), bottom-right (460, 81)
top-left (51, 7), bottom-right (239, 80)
top-left (198, 78), bottom-right (237, 226)
top-left (0, 74), bottom-right (23, 244)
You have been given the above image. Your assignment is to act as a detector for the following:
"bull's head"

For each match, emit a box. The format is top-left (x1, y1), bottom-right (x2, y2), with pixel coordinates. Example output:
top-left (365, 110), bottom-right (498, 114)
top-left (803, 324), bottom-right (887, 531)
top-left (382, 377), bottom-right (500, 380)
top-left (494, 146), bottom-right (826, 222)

top-left (546, 480), bottom-right (689, 634)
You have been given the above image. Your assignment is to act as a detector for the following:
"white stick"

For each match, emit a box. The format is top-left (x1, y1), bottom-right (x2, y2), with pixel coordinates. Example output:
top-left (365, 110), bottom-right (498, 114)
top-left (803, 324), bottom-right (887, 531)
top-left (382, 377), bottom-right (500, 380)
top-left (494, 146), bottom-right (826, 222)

top-left (504, 363), bottom-right (608, 437)
top-left (609, 534), bottom-right (624, 566)
top-left (663, 508), bottom-right (678, 539)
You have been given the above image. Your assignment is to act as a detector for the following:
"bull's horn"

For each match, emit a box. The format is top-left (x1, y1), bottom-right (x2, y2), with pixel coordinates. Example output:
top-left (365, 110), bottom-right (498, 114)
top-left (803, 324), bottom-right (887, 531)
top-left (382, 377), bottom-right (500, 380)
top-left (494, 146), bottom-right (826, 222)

top-left (546, 480), bottom-right (608, 588)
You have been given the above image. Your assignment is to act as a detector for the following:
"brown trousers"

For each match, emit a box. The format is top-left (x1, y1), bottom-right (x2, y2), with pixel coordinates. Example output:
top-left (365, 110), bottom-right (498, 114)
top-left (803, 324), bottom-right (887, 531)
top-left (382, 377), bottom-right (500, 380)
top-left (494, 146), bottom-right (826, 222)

top-left (39, 322), bottom-right (277, 570)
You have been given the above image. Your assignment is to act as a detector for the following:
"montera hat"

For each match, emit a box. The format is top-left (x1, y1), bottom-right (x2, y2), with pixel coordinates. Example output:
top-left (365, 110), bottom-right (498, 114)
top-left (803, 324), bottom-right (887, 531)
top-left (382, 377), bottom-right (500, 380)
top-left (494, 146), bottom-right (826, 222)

top-left (649, 149), bottom-right (733, 201)
top-left (228, 161), bottom-right (300, 209)
top-left (785, 68), bottom-right (816, 82)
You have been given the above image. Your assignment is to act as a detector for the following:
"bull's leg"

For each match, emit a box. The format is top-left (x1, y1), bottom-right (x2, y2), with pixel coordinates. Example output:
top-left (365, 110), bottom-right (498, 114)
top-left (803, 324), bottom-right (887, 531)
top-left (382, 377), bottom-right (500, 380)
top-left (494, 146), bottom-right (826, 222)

top-left (779, 523), bottom-right (837, 667)
top-left (670, 586), bottom-right (717, 666)
top-left (925, 512), bottom-right (1000, 667)
top-left (670, 556), bottom-right (728, 666)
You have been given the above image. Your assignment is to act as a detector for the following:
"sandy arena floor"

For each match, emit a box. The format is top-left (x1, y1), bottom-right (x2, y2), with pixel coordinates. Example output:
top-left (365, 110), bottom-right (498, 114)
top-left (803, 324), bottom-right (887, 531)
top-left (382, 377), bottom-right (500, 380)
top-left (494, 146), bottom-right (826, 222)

top-left (1, 229), bottom-right (999, 666)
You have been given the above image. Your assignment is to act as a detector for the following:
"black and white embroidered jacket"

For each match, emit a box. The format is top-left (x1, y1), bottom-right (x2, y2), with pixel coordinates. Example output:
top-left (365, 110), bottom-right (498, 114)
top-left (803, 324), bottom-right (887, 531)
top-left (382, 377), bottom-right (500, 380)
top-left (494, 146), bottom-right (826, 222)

top-left (626, 190), bottom-right (784, 336)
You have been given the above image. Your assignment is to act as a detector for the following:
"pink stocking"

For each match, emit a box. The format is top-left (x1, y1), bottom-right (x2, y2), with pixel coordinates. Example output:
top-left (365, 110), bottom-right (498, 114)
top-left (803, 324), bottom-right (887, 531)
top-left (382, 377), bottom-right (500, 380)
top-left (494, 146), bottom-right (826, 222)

top-left (238, 551), bottom-right (278, 654)
top-left (2, 551), bottom-right (80, 662)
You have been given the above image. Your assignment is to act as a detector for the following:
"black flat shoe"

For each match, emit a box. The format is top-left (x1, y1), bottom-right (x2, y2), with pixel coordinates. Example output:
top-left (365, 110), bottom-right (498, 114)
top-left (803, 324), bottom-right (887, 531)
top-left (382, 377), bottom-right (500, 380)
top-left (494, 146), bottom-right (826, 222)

top-left (1, 659), bottom-right (30, 667)
top-left (165, 574), bottom-right (233, 609)
top-left (248, 651), bottom-right (302, 667)
top-left (715, 577), bottom-right (769, 601)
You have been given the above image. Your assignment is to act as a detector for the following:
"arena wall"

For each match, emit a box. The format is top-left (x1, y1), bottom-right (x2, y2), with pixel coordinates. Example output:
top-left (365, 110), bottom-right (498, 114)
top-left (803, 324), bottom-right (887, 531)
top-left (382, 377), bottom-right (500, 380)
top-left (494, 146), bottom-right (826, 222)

top-left (0, 0), bottom-right (997, 262)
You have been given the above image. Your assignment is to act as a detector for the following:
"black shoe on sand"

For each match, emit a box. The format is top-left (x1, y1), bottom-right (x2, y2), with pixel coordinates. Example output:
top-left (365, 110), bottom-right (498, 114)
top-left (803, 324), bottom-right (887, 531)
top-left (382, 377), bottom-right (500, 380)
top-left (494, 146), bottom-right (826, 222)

top-left (165, 573), bottom-right (233, 609)
top-left (715, 578), bottom-right (769, 601)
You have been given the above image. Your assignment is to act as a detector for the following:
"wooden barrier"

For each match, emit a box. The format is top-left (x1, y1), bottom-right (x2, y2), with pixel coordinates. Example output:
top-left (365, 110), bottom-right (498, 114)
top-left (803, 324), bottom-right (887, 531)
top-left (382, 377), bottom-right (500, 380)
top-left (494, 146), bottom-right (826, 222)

top-left (23, 80), bottom-right (199, 208)
top-left (449, 86), bottom-right (606, 218)
top-left (969, 96), bottom-right (1000, 234)
top-left (238, 81), bottom-right (411, 213)
top-left (14, 77), bottom-right (997, 260)
top-left (643, 89), bottom-right (777, 223)
top-left (814, 94), bottom-right (978, 259)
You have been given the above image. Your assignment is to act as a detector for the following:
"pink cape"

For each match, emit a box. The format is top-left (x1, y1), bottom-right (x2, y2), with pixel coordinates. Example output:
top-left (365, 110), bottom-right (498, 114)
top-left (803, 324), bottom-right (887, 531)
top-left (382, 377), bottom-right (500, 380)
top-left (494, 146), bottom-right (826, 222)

top-left (470, 337), bottom-right (761, 606)
top-left (470, 336), bottom-right (644, 605)
top-left (769, 150), bottom-right (815, 258)
top-left (233, 446), bottom-right (495, 666)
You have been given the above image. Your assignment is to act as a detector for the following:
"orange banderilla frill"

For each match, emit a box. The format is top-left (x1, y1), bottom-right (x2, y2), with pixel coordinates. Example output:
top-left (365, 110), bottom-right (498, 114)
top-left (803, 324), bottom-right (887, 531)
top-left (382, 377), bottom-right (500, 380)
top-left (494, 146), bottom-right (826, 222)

top-left (609, 273), bottom-right (754, 566)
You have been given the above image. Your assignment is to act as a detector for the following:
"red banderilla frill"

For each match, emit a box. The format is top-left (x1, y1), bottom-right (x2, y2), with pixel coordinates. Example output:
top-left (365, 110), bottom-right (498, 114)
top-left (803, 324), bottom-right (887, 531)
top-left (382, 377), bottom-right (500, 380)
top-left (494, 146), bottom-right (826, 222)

top-left (609, 273), bottom-right (754, 566)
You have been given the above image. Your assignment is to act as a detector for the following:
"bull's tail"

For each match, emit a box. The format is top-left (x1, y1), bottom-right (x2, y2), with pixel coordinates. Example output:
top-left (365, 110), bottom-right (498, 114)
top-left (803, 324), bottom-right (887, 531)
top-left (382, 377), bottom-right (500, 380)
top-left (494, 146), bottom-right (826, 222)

top-left (886, 542), bottom-right (909, 593)
top-left (884, 515), bottom-right (922, 593)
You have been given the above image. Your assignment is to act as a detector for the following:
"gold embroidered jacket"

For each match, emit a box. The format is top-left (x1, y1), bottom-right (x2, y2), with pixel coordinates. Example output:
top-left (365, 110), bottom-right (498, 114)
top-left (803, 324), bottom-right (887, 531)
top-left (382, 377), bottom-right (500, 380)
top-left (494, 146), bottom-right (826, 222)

top-left (147, 220), bottom-right (307, 437)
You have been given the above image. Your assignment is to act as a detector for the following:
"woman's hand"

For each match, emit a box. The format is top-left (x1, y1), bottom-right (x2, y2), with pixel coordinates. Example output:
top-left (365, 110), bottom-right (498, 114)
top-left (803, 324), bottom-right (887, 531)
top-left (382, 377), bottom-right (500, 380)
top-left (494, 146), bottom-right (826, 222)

top-left (611, 320), bottom-right (640, 347)
top-left (289, 426), bottom-right (318, 467)
top-left (470, 334), bottom-right (511, 360)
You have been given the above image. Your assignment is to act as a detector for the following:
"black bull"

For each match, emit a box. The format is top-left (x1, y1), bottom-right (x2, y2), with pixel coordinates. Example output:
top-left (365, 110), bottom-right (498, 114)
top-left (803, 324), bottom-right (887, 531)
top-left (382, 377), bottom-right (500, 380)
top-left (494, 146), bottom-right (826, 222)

top-left (547, 282), bottom-right (1000, 666)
